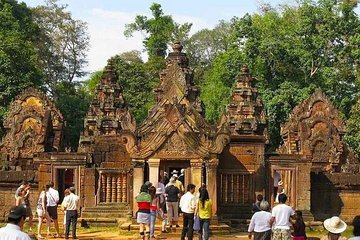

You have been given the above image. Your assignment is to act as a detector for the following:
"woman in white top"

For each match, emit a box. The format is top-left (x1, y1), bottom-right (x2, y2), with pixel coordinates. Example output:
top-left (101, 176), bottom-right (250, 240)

top-left (248, 201), bottom-right (272, 240)
top-left (36, 185), bottom-right (51, 239)
top-left (349, 216), bottom-right (360, 240)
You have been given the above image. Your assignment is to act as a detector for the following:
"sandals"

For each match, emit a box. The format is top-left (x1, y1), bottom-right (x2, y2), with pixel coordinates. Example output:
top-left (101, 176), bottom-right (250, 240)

top-left (37, 235), bottom-right (45, 239)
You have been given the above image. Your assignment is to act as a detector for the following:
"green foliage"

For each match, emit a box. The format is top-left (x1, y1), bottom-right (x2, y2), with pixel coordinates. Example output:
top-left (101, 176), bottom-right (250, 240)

top-left (345, 96), bottom-right (360, 155)
top-left (55, 82), bottom-right (91, 150)
top-left (201, 49), bottom-right (244, 123)
top-left (185, 20), bottom-right (232, 85)
top-left (110, 52), bottom-right (155, 124)
top-left (124, 3), bottom-right (192, 60)
top-left (32, 0), bottom-right (89, 98)
top-left (226, 0), bottom-right (359, 148)
top-left (82, 70), bottom-right (102, 97)
top-left (0, 0), bottom-right (43, 128)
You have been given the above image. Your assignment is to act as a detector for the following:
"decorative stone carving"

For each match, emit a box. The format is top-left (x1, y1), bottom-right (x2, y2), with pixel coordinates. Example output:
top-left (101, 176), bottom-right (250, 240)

top-left (222, 65), bottom-right (267, 138)
top-left (133, 42), bottom-right (229, 159)
top-left (78, 60), bottom-right (136, 153)
top-left (278, 90), bottom-right (347, 172)
top-left (0, 88), bottom-right (64, 168)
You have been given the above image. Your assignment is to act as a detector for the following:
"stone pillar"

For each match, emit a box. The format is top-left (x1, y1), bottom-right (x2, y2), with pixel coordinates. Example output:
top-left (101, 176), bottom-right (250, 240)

top-left (190, 159), bottom-right (203, 190)
top-left (148, 158), bottom-right (160, 186)
top-left (207, 158), bottom-right (219, 217)
top-left (132, 159), bottom-right (145, 214)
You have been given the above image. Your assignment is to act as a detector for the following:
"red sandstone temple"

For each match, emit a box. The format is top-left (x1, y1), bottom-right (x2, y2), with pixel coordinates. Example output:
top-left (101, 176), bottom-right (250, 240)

top-left (0, 42), bottom-right (359, 226)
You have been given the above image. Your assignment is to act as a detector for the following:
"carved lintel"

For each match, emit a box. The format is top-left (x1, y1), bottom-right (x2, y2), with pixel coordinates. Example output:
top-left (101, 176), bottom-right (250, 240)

top-left (190, 159), bottom-right (203, 168)
top-left (132, 159), bottom-right (145, 168)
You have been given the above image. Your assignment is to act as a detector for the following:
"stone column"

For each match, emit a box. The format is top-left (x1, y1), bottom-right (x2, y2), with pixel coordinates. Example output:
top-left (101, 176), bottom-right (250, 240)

top-left (148, 158), bottom-right (160, 186)
top-left (207, 158), bottom-right (219, 218)
top-left (132, 159), bottom-right (145, 214)
top-left (190, 159), bottom-right (203, 190)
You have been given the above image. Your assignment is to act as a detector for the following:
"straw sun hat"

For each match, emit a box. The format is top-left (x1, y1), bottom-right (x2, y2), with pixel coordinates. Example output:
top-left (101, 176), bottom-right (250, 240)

top-left (323, 216), bottom-right (347, 234)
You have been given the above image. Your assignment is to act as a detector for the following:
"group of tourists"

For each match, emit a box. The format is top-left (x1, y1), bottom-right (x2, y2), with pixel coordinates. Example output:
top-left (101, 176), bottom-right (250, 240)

top-left (0, 180), bottom-right (79, 240)
top-left (135, 169), bottom-right (212, 240)
top-left (248, 192), bottom-right (360, 240)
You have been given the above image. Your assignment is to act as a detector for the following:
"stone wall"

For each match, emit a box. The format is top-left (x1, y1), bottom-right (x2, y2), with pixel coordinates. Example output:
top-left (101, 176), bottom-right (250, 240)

top-left (0, 170), bottom-right (38, 220)
top-left (311, 172), bottom-right (360, 222)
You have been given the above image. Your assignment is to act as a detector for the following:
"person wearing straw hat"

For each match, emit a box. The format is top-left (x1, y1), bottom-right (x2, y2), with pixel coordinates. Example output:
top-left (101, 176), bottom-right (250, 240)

top-left (275, 180), bottom-right (285, 203)
top-left (320, 216), bottom-right (347, 240)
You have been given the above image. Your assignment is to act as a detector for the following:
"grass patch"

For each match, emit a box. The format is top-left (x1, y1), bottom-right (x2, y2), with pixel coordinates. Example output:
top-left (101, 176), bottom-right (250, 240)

top-left (307, 225), bottom-right (354, 238)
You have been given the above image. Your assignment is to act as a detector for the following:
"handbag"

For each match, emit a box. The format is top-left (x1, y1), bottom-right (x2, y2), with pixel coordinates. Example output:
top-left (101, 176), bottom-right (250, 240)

top-left (193, 215), bottom-right (200, 231)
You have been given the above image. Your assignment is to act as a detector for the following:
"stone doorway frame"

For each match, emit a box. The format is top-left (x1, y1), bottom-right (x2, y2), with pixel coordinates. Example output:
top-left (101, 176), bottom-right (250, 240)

top-left (52, 165), bottom-right (80, 201)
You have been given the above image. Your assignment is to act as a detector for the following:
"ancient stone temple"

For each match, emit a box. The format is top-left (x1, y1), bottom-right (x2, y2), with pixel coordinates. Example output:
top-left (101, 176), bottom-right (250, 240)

top-left (1, 42), bottom-right (360, 225)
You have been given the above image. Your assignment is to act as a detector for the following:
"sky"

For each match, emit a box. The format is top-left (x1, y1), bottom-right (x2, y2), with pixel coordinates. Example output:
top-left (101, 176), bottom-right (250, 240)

top-left (21, 0), bottom-right (350, 74)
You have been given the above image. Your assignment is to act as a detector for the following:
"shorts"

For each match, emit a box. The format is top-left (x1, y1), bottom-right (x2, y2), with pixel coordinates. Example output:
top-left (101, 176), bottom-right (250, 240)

top-left (37, 209), bottom-right (45, 217)
top-left (137, 212), bottom-right (150, 224)
top-left (47, 206), bottom-right (58, 220)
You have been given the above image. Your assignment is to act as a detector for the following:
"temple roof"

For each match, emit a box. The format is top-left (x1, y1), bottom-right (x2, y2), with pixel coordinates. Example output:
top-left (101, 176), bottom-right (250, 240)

top-left (78, 61), bottom-right (136, 152)
top-left (222, 65), bottom-right (267, 141)
top-left (126, 42), bottom-right (229, 159)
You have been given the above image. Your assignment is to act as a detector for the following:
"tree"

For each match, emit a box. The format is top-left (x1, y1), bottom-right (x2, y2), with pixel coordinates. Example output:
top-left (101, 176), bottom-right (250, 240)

top-left (185, 20), bottom-right (232, 84)
top-left (124, 3), bottom-right (192, 61)
top-left (32, 0), bottom-right (89, 98)
top-left (0, 0), bottom-right (43, 135)
top-left (201, 49), bottom-right (244, 123)
top-left (345, 96), bottom-right (360, 155)
top-left (227, 0), bottom-right (359, 149)
top-left (55, 81), bottom-right (91, 150)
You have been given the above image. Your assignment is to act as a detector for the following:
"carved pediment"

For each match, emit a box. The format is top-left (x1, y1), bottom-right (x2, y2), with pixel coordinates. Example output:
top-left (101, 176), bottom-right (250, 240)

top-left (128, 42), bottom-right (229, 159)
top-left (278, 90), bottom-right (346, 172)
top-left (0, 88), bottom-right (64, 165)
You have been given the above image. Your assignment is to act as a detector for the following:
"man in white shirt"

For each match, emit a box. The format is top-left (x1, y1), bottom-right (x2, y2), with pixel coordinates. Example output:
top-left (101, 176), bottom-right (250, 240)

top-left (62, 186), bottom-right (80, 240)
top-left (0, 205), bottom-right (31, 240)
top-left (46, 182), bottom-right (60, 237)
top-left (270, 193), bottom-right (295, 240)
top-left (179, 183), bottom-right (196, 240)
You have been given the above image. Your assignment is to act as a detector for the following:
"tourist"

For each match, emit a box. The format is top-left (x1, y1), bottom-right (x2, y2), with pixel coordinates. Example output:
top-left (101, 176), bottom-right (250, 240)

top-left (349, 215), bottom-right (360, 240)
top-left (196, 188), bottom-right (212, 240)
top-left (292, 210), bottom-right (307, 240)
top-left (157, 175), bottom-right (165, 194)
top-left (62, 186), bottom-right (80, 240)
top-left (61, 188), bottom-right (71, 232)
top-left (320, 216), bottom-right (347, 240)
top-left (171, 173), bottom-right (184, 194)
top-left (178, 169), bottom-right (185, 186)
top-left (0, 205), bottom-right (31, 240)
top-left (270, 193), bottom-right (295, 240)
top-left (165, 177), bottom-right (180, 228)
top-left (163, 172), bottom-right (170, 186)
top-left (136, 184), bottom-right (152, 240)
top-left (248, 200), bottom-right (272, 240)
top-left (252, 194), bottom-right (264, 213)
top-left (273, 170), bottom-right (281, 199)
top-left (15, 180), bottom-right (29, 199)
top-left (36, 185), bottom-right (51, 239)
top-left (149, 186), bottom-right (159, 238)
top-left (15, 184), bottom-right (33, 232)
top-left (275, 181), bottom-right (285, 203)
top-left (155, 187), bottom-right (168, 233)
top-left (179, 183), bottom-right (196, 240)
top-left (46, 181), bottom-right (60, 237)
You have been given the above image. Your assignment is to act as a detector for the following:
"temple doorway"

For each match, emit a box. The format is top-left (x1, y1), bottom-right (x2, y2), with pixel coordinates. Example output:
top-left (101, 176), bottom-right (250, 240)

top-left (270, 166), bottom-right (297, 208)
top-left (160, 160), bottom-right (190, 187)
top-left (56, 168), bottom-right (75, 202)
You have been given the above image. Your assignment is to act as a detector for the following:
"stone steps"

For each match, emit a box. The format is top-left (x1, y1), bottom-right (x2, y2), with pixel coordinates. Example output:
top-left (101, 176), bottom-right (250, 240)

top-left (81, 203), bottom-right (131, 226)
